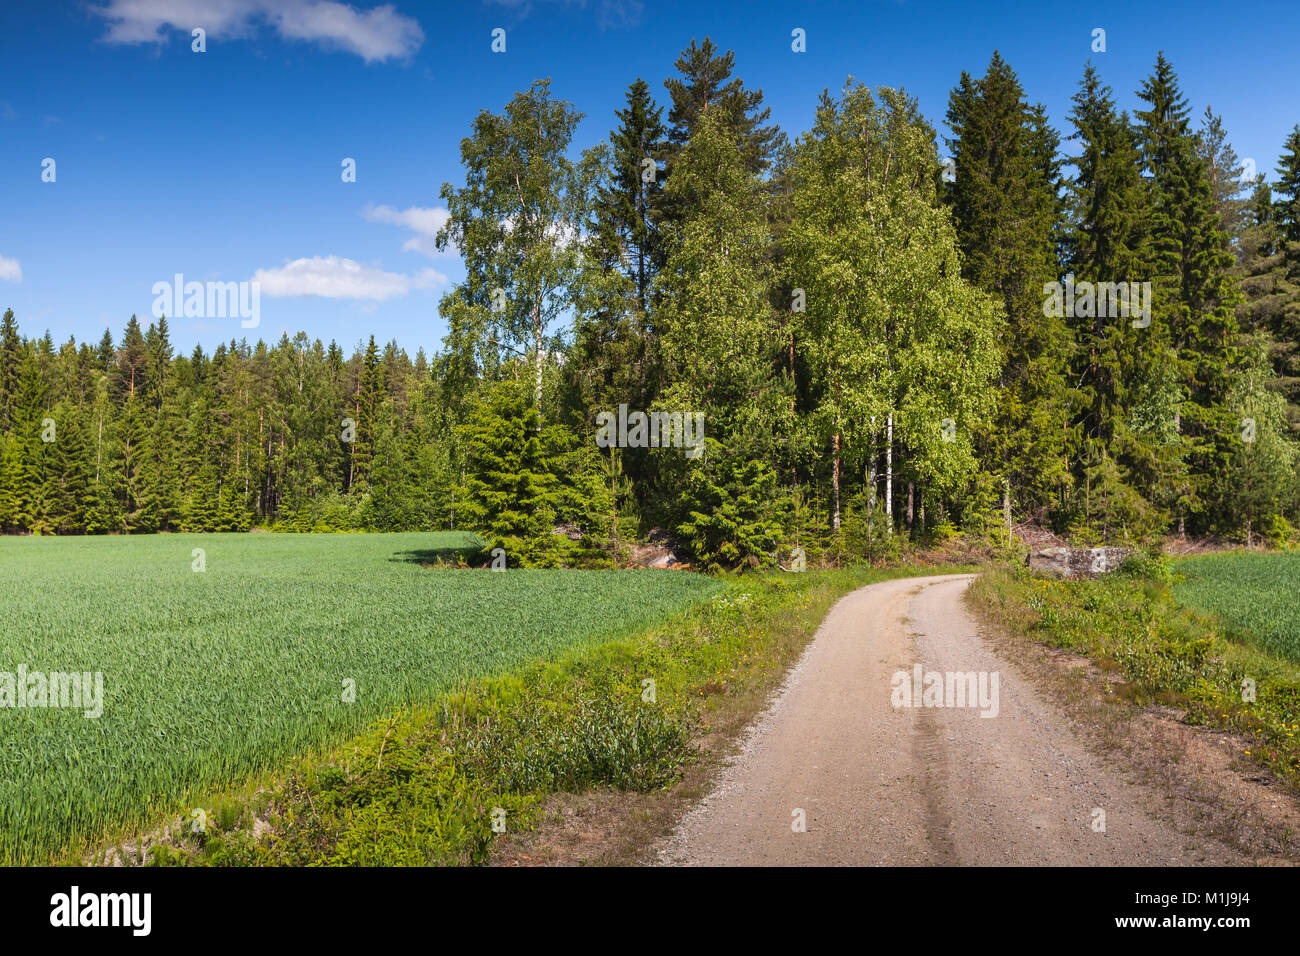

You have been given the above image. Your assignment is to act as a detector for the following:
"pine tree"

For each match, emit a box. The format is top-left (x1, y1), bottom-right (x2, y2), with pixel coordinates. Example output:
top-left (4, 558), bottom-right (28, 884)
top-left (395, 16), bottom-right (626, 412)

top-left (663, 37), bottom-right (783, 177)
top-left (1195, 107), bottom-right (1249, 246)
top-left (114, 316), bottom-right (148, 401)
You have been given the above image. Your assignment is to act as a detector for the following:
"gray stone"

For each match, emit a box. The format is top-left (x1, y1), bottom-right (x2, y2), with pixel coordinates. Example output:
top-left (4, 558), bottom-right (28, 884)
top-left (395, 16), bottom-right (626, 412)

top-left (1027, 546), bottom-right (1132, 579)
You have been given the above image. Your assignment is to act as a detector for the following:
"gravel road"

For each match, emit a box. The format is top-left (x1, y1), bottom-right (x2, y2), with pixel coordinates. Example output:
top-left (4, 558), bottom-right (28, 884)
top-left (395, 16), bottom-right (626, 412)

top-left (656, 573), bottom-right (1244, 865)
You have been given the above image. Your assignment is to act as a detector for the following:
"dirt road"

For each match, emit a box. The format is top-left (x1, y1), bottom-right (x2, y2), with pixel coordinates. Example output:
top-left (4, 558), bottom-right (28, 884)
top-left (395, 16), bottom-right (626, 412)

top-left (656, 573), bottom-right (1244, 865)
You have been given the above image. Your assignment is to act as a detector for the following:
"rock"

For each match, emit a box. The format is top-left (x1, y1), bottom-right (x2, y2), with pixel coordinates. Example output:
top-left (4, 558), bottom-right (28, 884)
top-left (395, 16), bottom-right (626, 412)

top-left (630, 527), bottom-right (689, 568)
top-left (552, 523), bottom-right (583, 541)
top-left (1027, 546), bottom-right (1132, 579)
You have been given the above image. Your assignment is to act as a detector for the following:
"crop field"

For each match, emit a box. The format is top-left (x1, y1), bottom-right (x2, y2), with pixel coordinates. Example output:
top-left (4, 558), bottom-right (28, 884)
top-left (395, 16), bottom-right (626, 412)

top-left (1172, 551), bottom-right (1300, 664)
top-left (0, 532), bottom-right (722, 864)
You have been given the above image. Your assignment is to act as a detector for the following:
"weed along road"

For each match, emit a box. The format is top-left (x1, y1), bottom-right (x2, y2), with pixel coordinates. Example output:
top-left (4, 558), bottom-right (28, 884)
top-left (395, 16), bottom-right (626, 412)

top-left (656, 574), bottom-right (1245, 866)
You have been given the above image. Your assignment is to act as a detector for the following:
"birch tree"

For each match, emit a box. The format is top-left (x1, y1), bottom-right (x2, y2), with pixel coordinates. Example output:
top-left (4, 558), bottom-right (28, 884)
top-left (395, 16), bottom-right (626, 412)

top-left (787, 82), bottom-right (1002, 531)
top-left (437, 79), bottom-right (599, 417)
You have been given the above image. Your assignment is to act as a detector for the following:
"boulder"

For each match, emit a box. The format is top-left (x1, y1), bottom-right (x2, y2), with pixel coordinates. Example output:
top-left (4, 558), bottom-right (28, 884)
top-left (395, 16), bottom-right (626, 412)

top-left (1027, 546), bottom-right (1132, 579)
top-left (630, 527), bottom-right (690, 568)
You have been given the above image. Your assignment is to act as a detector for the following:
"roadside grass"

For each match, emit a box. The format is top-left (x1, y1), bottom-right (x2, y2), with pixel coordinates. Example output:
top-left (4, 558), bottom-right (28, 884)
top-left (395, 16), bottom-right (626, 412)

top-left (108, 561), bottom-right (976, 867)
top-left (968, 560), bottom-right (1300, 792)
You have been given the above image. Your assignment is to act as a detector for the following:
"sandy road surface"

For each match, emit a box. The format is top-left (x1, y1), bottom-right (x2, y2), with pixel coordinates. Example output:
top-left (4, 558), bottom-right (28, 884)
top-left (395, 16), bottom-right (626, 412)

top-left (656, 574), bottom-right (1244, 865)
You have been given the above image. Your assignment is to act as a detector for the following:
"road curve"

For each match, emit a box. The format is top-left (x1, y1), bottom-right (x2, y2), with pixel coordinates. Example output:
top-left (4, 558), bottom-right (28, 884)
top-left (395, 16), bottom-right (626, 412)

top-left (656, 573), bottom-right (1243, 866)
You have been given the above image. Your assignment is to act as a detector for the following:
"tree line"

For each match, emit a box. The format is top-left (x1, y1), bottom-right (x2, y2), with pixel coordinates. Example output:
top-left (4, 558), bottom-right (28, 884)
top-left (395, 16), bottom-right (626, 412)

top-left (2, 40), bottom-right (1299, 566)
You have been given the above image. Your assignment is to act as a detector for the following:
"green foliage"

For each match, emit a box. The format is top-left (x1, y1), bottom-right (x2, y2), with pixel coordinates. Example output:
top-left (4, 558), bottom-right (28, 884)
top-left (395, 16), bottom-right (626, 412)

top-left (946, 53), bottom-right (1074, 512)
top-left (675, 445), bottom-right (780, 571)
top-left (142, 560), bottom-right (972, 867)
top-left (459, 687), bottom-right (694, 793)
top-left (2, 46), bottom-right (1299, 551)
top-left (436, 78), bottom-right (600, 413)
top-left (458, 379), bottom-right (575, 566)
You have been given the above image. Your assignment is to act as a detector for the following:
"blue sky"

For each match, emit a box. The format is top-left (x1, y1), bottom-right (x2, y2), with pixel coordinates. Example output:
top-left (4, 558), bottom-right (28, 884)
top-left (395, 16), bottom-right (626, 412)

top-left (1, 0), bottom-right (1297, 358)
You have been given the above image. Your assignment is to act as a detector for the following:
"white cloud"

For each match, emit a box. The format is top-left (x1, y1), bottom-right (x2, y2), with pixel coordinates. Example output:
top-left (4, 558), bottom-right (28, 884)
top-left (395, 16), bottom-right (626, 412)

top-left (363, 203), bottom-right (452, 259)
top-left (0, 256), bottom-right (22, 283)
top-left (94, 0), bottom-right (424, 62)
top-left (253, 256), bottom-right (444, 300)
top-left (486, 0), bottom-right (642, 29)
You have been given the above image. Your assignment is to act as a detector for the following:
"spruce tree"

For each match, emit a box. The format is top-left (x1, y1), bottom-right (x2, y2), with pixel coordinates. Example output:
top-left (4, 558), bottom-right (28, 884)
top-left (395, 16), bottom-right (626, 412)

top-left (0, 309), bottom-right (19, 429)
top-left (1135, 53), bottom-right (1241, 532)
top-left (458, 379), bottom-right (569, 567)
top-left (1063, 62), bottom-right (1172, 530)
top-left (945, 52), bottom-right (1073, 518)
top-left (566, 78), bottom-right (667, 443)
top-left (1273, 125), bottom-right (1300, 399)
top-left (1236, 175), bottom-right (1300, 429)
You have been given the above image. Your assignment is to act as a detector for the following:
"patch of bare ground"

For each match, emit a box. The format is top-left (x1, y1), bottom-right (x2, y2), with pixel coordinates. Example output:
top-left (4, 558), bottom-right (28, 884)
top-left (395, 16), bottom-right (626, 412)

top-left (967, 595), bottom-right (1300, 864)
top-left (1162, 534), bottom-right (1249, 557)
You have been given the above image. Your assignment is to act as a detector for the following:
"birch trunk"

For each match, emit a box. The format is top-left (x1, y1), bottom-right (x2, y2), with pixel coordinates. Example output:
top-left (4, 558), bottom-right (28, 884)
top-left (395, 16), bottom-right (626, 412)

top-left (533, 301), bottom-right (544, 419)
top-left (885, 412), bottom-right (893, 532)
top-left (832, 430), bottom-right (841, 531)
top-left (867, 416), bottom-right (876, 511)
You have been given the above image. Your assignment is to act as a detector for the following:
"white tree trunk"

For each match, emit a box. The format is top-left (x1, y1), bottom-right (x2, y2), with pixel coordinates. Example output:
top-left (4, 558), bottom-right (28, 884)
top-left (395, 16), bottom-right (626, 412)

top-left (533, 301), bottom-right (544, 419)
top-left (867, 416), bottom-right (876, 511)
top-left (885, 412), bottom-right (893, 532)
top-left (832, 428), bottom-right (841, 531)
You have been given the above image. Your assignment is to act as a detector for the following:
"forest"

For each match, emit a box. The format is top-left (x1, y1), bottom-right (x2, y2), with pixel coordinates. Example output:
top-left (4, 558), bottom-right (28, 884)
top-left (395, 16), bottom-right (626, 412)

top-left (2, 40), bottom-right (1298, 568)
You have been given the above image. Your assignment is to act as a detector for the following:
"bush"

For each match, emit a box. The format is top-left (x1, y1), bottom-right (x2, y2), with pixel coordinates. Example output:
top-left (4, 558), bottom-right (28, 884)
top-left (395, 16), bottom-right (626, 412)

top-left (1118, 550), bottom-right (1173, 584)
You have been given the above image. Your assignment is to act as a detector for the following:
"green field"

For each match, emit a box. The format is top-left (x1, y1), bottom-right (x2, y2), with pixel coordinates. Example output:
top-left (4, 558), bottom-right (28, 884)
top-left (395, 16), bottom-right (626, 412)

top-left (1173, 551), bottom-right (1300, 663)
top-left (0, 532), bottom-right (722, 864)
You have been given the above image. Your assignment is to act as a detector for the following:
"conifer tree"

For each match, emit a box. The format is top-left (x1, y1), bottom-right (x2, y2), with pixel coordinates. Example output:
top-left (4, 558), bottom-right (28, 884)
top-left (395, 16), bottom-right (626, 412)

top-left (567, 78), bottom-right (667, 443)
top-left (459, 379), bottom-right (570, 567)
top-left (663, 37), bottom-right (783, 177)
top-left (1195, 107), bottom-right (1249, 246)
top-left (1135, 53), bottom-right (1241, 532)
top-left (945, 52), bottom-right (1073, 517)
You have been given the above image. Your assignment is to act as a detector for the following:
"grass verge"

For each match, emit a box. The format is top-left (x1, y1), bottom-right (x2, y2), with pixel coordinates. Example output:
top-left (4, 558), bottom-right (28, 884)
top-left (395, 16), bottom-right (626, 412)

top-left (967, 558), bottom-right (1300, 858)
